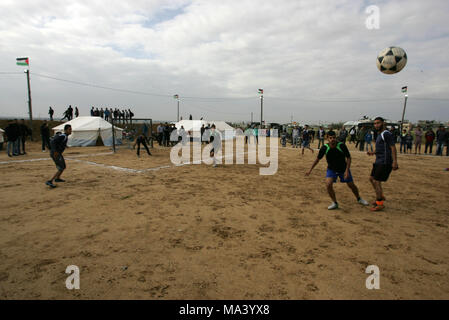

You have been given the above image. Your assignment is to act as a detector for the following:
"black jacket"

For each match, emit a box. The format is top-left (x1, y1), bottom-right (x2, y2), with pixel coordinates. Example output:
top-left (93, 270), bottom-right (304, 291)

top-left (4, 123), bottom-right (20, 141)
top-left (19, 123), bottom-right (31, 137)
top-left (40, 124), bottom-right (50, 137)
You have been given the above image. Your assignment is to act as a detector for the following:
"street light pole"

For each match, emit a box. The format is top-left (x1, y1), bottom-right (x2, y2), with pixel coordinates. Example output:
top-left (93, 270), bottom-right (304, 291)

top-left (400, 86), bottom-right (408, 133)
top-left (174, 94), bottom-right (180, 121)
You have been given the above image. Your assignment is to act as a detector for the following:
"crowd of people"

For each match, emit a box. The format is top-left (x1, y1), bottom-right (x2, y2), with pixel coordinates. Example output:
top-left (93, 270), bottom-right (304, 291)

top-left (2, 119), bottom-right (32, 156)
top-left (47, 106), bottom-right (135, 124)
top-left (278, 124), bottom-right (449, 157)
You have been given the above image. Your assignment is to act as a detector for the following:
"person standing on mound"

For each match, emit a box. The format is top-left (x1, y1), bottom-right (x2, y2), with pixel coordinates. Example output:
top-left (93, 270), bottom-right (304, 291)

top-left (306, 131), bottom-right (369, 210)
top-left (367, 117), bottom-right (399, 212)
top-left (46, 124), bottom-right (72, 188)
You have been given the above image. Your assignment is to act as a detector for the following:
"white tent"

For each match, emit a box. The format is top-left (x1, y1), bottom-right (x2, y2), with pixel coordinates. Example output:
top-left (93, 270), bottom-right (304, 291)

top-left (173, 120), bottom-right (235, 140)
top-left (53, 116), bottom-right (123, 147)
top-left (343, 121), bottom-right (359, 128)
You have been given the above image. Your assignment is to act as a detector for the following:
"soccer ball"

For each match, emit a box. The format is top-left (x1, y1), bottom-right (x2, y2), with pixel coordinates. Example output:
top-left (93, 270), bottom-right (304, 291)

top-left (376, 47), bottom-right (407, 74)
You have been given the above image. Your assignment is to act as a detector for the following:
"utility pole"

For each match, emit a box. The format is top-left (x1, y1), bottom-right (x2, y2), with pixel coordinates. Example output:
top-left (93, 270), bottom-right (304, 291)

top-left (251, 112), bottom-right (253, 123)
top-left (17, 57), bottom-right (33, 140)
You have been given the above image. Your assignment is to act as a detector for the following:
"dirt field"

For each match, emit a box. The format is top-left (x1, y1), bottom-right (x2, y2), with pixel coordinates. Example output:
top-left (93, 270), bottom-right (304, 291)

top-left (0, 139), bottom-right (448, 299)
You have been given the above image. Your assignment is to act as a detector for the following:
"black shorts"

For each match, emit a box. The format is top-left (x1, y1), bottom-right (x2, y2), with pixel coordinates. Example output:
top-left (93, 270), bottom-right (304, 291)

top-left (371, 163), bottom-right (392, 182)
top-left (51, 153), bottom-right (66, 171)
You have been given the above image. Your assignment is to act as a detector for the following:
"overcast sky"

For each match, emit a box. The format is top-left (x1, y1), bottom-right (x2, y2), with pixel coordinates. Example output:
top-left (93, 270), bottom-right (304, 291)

top-left (0, 0), bottom-right (448, 124)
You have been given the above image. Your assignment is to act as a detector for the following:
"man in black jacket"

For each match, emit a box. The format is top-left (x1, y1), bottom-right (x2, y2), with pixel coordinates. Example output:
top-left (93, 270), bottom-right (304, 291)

top-left (46, 124), bottom-right (72, 188)
top-left (40, 120), bottom-right (51, 152)
top-left (4, 120), bottom-right (20, 157)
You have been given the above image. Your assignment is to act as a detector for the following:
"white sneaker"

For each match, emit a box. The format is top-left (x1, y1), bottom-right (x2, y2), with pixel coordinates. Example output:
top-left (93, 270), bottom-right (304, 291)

top-left (358, 198), bottom-right (369, 206)
top-left (328, 202), bottom-right (338, 210)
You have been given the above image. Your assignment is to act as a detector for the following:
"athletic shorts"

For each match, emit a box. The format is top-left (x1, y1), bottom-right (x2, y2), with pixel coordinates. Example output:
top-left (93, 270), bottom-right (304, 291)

top-left (51, 153), bottom-right (66, 171)
top-left (326, 168), bottom-right (353, 183)
top-left (371, 163), bottom-right (392, 182)
top-left (302, 140), bottom-right (310, 148)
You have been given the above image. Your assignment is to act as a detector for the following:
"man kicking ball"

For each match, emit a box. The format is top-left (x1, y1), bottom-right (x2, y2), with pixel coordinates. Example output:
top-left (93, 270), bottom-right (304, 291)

top-left (46, 124), bottom-right (72, 188)
top-left (367, 117), bottom-right (399, 211)
top-left (306, 130), bottom-right (369, 210)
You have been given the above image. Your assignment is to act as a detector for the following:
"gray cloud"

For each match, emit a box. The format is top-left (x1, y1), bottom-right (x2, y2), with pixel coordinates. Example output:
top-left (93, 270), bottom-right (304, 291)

top-left (0, 0), bottom-right (448, 123)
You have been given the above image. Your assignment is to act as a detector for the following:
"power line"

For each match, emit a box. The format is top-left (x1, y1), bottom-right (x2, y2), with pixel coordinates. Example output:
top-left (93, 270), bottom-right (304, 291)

top-left (32, 73), bottom-right (170, 98)
top-left (31, 72), bottom-right (257, 101)
top-left (3, 71), bottom-right (449, 103)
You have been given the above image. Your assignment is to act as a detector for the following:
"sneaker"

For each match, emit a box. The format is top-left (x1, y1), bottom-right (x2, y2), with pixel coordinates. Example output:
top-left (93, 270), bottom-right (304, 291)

top-left (327, 202), bottom-right (338, 210)
top-left (55, 178), bottom-right (65, 183)
top-left (370, 204), bottom-right (385, 212)
top-left (371, 196), bottom-right (386, 206)
top-left (45, 181), bottom-right (57, 188)
top-left (358, 198), bottom-right (369, 206)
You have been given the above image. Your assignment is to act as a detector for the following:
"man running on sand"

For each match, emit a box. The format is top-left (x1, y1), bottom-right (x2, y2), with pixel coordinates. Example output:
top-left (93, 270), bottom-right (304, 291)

top-left (367, 117), bottom-right (399, 212)
top-left (306, 130), bottom-right (369, 210)
top-left (46, 124), bottom-right (72, 188)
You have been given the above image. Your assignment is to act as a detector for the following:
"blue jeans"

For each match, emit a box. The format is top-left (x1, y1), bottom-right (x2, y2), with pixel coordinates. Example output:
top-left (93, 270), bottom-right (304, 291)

top-left (436, 142), bottom-right (445, 156)
top-left (400, 141), bottom-right (407, 153)
top-left (7, 140), bottom-right (18, 156)
top-left (318, 138), bottom-right (325, 149)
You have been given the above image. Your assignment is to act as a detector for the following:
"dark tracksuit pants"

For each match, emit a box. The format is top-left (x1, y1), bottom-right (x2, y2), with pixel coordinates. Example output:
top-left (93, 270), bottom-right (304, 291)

top-left (137, 139), bottom-right (151, 156)
top-left (42, 135), bottom-right (51, 151)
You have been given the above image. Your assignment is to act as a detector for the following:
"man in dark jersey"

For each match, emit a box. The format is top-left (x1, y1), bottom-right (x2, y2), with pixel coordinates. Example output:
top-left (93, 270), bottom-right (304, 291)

top-left (46, 124), bottom-right (72, 188)
top-left (306, 131), bottom-right (369, 210)
top-left (301, 125), bottom-right (314, 155)
top-left (367, 117), bottom-right (399, 211)
top-left (133, 134), bottom-right (152, 157)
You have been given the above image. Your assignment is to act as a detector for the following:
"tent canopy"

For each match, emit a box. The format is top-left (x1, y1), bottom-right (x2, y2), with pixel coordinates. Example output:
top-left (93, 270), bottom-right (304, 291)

top-left (53, 116), bottom-right (122, 147)
top-left (343, 121), bottom-right (359, 127)
top-left (173, 120), bottom-right (234, 132)
top-left (172, 119), bottom-right (235, 140)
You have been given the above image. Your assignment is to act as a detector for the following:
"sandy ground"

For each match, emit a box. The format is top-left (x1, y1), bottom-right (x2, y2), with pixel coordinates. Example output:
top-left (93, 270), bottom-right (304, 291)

top-left (0, 139), bottom-right (448, 300)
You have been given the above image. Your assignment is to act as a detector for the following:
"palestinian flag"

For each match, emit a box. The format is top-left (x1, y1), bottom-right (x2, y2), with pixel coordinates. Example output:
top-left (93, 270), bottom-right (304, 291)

top-left (401, 86), bottom-right (407, 93)
top-left (258, 89), bottom-right (263, 94)
top-left (173, 94), bottom-right (179, 99)
top-left (16, 57), bottom-right (29, 66)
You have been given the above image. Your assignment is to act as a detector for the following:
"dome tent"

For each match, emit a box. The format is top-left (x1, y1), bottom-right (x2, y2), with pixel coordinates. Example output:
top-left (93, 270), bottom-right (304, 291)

top-left (52, 116), bottom-right (123, 147)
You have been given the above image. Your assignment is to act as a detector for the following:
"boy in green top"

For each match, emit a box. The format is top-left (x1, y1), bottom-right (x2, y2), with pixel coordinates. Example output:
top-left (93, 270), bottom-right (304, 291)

top-left (306, 131), bottom-right (369, 210)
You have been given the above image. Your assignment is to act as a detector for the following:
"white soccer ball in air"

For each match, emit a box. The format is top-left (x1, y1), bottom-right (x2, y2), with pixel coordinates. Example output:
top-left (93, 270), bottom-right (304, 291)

top-left (376, 47), bottom-right (407, 74)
